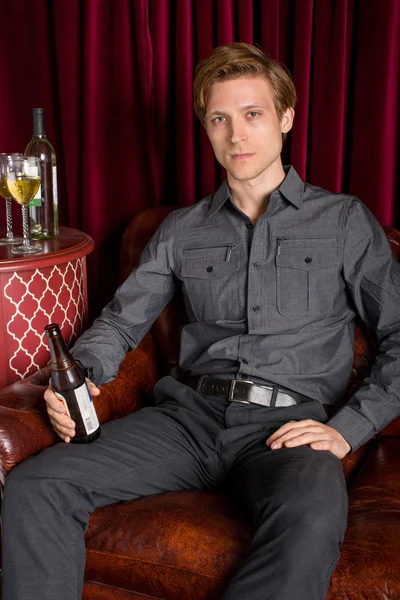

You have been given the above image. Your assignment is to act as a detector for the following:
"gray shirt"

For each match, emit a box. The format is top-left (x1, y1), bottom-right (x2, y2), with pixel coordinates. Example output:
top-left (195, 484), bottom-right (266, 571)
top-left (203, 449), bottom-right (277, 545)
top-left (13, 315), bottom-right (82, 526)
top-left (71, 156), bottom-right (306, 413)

top-left (72, 166), bottom-right (400, 452)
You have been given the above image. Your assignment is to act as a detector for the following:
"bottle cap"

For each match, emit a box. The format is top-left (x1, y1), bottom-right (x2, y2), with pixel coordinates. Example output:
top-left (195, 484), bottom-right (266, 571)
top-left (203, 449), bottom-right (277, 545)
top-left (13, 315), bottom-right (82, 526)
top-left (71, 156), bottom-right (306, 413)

top-left (32, 108), bottom-right (46, 136)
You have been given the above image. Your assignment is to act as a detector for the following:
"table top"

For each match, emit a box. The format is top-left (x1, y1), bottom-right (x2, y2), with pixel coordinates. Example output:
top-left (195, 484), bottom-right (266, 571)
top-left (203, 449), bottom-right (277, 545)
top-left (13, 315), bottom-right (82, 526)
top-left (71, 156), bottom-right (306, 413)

top-left (0, 226), bottom-right (94, 273)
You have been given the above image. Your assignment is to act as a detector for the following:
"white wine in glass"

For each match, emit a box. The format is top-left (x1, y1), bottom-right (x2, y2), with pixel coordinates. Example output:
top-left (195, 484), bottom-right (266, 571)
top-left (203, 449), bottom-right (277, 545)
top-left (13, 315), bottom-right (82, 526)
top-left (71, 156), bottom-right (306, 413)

top-left (6, 155), bottom-right (42, 255)
top-left (0, 153), bottom-right (23, 245)
top-left (7, 177), bottom-right (41, 205)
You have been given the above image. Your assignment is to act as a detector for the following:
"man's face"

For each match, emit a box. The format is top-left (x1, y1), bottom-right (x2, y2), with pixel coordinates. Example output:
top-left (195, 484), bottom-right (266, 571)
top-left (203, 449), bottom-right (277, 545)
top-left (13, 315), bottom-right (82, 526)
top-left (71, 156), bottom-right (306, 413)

top-left (204, 76), bottom-right (294, 184)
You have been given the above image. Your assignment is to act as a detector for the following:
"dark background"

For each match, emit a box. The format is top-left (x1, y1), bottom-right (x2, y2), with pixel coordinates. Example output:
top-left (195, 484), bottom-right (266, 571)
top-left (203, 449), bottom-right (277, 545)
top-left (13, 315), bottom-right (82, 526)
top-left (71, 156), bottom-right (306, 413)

top-left (1, 0), bottom-right (399, 319)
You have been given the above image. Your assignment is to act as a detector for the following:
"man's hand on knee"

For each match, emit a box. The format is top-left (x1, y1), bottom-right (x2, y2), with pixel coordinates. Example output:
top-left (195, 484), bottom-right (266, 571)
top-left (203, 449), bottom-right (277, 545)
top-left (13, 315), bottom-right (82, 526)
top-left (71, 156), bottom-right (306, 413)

top-left (265, 420), bottom-right (351, 459)
top-left (44, 380), bottom-right (100, 443)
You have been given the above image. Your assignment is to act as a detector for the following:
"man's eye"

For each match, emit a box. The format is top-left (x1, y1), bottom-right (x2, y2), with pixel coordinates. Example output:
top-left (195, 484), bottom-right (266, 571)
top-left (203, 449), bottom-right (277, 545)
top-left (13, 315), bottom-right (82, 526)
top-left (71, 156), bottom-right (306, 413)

top-left (214, 116), bottom-right (226, 123)
top-left (248, 111), bottom-right (259, 118)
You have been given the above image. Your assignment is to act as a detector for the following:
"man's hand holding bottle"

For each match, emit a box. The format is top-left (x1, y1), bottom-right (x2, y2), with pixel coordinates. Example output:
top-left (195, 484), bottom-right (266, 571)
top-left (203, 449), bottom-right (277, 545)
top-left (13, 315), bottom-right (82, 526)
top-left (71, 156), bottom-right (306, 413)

top-left (44, 380), bottom-right (100, 443)
top-left (44, 324), bottom-right (102, 443)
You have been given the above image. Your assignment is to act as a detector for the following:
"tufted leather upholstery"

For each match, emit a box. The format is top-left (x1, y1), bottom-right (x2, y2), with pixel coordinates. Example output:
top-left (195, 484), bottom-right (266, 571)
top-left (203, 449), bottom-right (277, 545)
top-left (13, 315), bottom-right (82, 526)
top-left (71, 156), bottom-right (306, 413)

top-left (1, 211), bottom-right (400, 599)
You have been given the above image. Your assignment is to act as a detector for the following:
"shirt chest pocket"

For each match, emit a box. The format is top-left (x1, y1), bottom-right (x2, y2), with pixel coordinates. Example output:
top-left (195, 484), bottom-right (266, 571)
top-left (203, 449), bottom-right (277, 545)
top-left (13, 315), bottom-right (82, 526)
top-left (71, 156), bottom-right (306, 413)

top-left (181, 244), bottom-right (246, 322)
top-left (275, 238), bottom-right (339, 317)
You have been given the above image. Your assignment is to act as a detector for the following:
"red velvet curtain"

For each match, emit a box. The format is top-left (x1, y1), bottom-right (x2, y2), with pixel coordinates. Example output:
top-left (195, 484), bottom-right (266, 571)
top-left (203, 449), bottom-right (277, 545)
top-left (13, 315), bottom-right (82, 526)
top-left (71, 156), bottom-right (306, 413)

top-left (1, 0), bottom-right (399, 317)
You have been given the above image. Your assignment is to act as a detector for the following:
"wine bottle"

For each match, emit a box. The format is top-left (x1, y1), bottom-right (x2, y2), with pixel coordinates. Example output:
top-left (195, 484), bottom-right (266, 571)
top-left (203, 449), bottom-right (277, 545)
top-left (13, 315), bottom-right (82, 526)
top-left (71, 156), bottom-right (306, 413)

top-left (25, 108), bottom-right (59, 239)
top-left (44, 323), bottom-right (101, 444)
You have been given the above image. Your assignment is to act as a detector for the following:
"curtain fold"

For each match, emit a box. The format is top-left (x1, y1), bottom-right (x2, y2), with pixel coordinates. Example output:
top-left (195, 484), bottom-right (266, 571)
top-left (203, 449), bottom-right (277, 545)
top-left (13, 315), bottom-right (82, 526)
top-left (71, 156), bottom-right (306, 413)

top-left (1, 0), bottom-right (399, 317)
top-left (350, 0), bottom-right (400, 223)
top-left (290, 0), bottom-right (314, 178)
top-left (308, 0), bottom-right (354, 190)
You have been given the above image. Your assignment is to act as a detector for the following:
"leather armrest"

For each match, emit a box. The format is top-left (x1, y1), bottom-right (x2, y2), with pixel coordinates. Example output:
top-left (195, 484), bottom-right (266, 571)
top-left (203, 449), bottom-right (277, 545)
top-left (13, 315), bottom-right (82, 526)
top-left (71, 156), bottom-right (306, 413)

top-left (94, 333), bottom-right (158, 423)
top-left (329, 437), bottom-right (400, 599)
top-left (0, 333), bottom-right (158, 483)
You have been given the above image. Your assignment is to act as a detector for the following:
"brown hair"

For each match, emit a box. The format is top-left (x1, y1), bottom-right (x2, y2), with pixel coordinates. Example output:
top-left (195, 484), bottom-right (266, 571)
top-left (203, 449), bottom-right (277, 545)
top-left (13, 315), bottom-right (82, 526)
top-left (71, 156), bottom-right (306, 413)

top-left (194, 42), bottom-right (297, 140)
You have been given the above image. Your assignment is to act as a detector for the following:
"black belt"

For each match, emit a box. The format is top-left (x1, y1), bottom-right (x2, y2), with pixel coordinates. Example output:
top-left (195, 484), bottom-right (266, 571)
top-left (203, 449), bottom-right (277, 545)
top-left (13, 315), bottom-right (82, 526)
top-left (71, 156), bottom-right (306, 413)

top-left (185, 376), bottom-right (310, 408)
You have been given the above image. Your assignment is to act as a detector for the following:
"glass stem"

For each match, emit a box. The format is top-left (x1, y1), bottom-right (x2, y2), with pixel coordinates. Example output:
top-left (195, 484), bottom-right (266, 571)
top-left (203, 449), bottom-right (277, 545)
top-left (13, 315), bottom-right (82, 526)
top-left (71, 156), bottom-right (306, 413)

top-left (5, 198), bottom-right (14, 240)
top-left (21, 206), bottom-right (31, 247)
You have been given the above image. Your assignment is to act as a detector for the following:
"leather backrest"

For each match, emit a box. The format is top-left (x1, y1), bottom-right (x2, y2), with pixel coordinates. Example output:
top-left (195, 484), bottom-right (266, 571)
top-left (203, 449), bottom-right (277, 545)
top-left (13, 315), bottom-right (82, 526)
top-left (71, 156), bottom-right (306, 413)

top-left (120, 209), bottom-right (400, 435)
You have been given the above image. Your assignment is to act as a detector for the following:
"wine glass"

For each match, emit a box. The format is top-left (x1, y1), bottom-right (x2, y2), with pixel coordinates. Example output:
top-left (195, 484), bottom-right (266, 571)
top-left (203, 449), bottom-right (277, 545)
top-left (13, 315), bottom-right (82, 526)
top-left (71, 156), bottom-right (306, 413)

top-left (0, 153), bottom-right (23, 245)
top-left (6, 155), bottom-right (42, 255)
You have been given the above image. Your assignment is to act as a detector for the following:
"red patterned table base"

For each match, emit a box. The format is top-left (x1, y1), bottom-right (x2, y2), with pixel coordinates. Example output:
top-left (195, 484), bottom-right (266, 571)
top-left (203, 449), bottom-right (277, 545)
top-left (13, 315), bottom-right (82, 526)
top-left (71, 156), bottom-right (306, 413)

top-left (2, 258), bottom-right (85, 386)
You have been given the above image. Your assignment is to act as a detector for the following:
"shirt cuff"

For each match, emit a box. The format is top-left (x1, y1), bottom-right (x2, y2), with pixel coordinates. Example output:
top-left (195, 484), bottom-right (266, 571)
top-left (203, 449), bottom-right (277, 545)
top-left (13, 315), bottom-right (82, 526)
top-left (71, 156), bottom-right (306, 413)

top-left (74, 359), bottom-right (94, 382)
top-left (327, 405), bottom-right (375, 453)
top-left (70, 351), bottom-right (104, 386)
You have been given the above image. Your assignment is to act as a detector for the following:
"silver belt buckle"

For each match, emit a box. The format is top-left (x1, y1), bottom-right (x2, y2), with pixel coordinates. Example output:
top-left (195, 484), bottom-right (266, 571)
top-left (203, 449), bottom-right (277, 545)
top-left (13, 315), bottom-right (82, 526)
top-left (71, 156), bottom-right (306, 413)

top-left (229, 379), bottom-right (275, 406)
top-left (229, 379), bottom-right (297, 407)
top-left (229, 379), bottom-right (252, 403)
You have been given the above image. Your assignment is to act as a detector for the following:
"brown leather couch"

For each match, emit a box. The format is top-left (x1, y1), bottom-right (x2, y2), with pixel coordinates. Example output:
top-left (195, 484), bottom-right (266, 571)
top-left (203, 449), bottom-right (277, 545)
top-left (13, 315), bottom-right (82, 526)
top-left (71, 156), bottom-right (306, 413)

top-left (1, 208), bottom-right (400, 600)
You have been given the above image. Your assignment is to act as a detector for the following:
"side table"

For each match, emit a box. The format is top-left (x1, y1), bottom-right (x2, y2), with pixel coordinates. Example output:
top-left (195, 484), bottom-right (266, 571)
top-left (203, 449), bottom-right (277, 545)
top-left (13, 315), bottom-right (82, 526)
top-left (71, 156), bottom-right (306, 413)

top-left (0, 227), bottom-right (94, 389)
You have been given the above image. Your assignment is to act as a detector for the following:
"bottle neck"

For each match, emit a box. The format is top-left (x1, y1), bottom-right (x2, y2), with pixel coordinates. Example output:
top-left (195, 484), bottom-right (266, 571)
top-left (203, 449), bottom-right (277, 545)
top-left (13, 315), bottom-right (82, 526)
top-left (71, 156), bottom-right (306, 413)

top-left (46, 330), bottom-right (76, 370)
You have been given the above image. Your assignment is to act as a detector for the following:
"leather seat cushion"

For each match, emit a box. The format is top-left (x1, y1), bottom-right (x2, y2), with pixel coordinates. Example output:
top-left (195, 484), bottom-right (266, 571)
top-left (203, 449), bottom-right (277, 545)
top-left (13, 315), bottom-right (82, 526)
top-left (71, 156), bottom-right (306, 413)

top-left (84, 490), bottom-right (253, 600)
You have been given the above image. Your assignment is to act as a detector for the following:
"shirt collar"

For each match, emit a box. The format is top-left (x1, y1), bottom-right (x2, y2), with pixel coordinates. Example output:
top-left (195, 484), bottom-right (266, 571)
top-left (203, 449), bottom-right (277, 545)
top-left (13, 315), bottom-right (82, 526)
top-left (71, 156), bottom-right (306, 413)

top-left (208, 165), bottom-right (304, 217)
top-left (275, 165), bottom-right (304, 208)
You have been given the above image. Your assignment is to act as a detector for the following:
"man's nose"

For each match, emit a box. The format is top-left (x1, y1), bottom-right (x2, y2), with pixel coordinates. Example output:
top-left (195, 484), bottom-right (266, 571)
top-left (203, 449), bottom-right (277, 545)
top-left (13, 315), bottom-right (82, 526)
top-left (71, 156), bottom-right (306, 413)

top-left (230, 119), bottom-right (247, 144)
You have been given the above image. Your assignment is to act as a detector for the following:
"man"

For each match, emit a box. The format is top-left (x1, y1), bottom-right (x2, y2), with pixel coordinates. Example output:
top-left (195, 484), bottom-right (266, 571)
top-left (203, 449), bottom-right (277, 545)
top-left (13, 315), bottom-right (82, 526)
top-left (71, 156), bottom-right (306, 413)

top-left (2, 42), bottom-right (400, 600)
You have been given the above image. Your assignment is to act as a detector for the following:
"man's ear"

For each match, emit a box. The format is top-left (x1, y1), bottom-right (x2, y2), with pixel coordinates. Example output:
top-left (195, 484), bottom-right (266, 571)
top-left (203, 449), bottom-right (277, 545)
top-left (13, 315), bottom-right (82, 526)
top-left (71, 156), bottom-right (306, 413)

top-left (281, 107), bottom-right (295, 133)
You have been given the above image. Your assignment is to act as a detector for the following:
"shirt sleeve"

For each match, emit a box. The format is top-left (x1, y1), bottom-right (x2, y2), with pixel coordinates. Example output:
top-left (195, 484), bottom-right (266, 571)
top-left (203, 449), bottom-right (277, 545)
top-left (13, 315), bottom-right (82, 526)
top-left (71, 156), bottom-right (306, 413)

top-left (70, 212), bottom-right (177, 385)
top-left (327, 197), bottom-right (400, 451)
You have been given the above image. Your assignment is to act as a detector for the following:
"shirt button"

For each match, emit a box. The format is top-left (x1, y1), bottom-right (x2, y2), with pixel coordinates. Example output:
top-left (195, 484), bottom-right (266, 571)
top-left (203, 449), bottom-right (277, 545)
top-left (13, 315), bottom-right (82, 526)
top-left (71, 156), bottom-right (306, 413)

top-left (242, 358), bottom-right (249, 364)
top-left (252, 305), bottom-right (259, 312)
top-left (246, 223), bottom-right (254, 230)
top-left (239, 373), bottom-right (247, 379)
top-left (253, 262), bottom-right (260, 268)
top-left (206, 266), bottom-right (213, 272)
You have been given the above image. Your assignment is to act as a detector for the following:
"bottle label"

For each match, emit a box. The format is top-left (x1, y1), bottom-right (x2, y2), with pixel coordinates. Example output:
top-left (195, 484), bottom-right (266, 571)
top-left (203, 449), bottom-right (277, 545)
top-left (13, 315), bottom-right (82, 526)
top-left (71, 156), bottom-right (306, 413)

top-left (54, 392), bottom-right (72, 418)
top-left (28, 184), bottom-right (42, 207)
top-left (27, 164), bottom-right (42, 207)
top-left (53, 166), bottom-right (58, 205)
top-left (56, 383), bottom-right (99, 435)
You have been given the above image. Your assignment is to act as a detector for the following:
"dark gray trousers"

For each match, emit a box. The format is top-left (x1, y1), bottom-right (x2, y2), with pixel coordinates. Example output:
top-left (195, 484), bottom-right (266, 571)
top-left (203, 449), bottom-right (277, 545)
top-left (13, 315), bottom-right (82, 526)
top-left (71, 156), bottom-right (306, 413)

top-left (1, 376), bottom-right (348, 600)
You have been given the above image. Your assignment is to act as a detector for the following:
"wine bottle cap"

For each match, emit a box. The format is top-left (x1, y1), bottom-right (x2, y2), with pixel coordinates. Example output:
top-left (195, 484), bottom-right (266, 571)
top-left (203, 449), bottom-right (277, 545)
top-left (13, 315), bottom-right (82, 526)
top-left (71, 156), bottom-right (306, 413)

top-left (32, 108), bottom-right (46, 137)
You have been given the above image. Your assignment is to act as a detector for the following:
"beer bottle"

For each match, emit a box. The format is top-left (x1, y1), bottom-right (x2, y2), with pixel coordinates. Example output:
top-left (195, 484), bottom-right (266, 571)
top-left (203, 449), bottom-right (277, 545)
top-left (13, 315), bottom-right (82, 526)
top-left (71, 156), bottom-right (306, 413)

top-left (44, 323), bottom-right (101, 443)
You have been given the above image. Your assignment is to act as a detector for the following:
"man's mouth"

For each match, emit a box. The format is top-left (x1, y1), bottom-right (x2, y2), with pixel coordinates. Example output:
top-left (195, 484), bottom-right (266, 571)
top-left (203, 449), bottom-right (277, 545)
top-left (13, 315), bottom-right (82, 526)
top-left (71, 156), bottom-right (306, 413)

top-left (231, 153), bottom-right (254, 160)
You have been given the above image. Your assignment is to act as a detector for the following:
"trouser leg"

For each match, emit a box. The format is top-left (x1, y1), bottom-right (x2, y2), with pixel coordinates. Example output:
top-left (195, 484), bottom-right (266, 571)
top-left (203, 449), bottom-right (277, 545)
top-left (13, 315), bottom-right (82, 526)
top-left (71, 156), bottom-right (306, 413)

top-left (1, 377), bottom-right (224, 600)
top-left (221, 401), bottom-right (348, 600)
